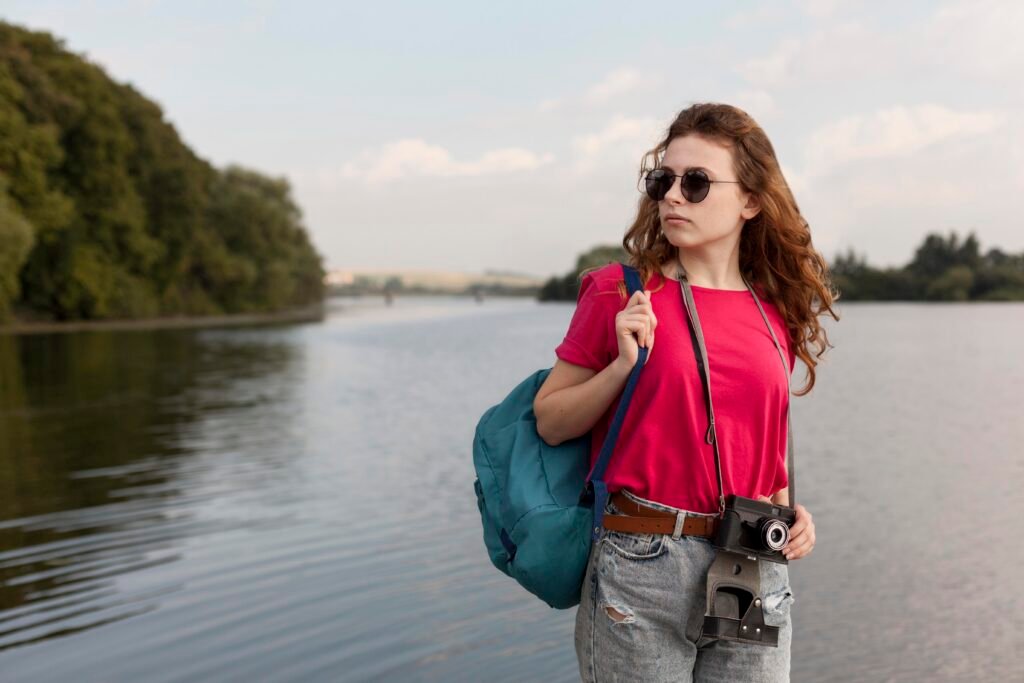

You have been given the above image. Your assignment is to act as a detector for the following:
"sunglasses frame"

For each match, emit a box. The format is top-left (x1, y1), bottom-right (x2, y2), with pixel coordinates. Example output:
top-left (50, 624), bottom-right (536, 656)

top-left (643, 168), bottom-right (742, 203)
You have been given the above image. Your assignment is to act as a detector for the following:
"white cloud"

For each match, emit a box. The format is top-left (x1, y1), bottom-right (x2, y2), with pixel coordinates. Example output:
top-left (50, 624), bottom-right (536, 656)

top-left (802, 104), bottom-right (1007, 179)
top-left (780, 163), bottom-right (809, 198)
top-left (793, 0), bottom-right (849, 19)
top-left (737, 25), bottom-right (875, 88)
top-left (737, 37), bottom-right (802, 87)
top-left (584, 67), bottom-right (662, 105)
top-left (729, 89), bottom-right (777, 120)
top-left (338, 138), bottom-right (555, 184)
top-left (927, 0), bottom-right (1024, 78)
top-left (739, 1), bottom-right (1024, 89)
top-left (1012, 136), bottom-right (1024, 191)
top-left (538, 97), bottom-right (562, 112)
top-left (840, 172), bottom-right (977, 209)
top-left (570, 114), bottom-right (664, 173)
top-left (723, 5), bottom-right (784, 29)
top-left (538, 66), bottom-right (661, 112)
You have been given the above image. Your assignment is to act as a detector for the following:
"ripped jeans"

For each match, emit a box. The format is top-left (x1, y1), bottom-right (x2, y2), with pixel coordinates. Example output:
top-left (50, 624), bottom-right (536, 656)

top-left (574, 490), bottom-right (795, 683)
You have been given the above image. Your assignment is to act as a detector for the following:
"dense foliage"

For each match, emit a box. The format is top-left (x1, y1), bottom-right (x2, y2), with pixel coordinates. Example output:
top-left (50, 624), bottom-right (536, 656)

top-left (831, 231), bottom-right (1024, 301)
top-left (540, 231), bottom-right (1024, 302)
top-left (0, 22), bottom-right (324, 321)
top-left (537, 244), bottom-right (628, 301)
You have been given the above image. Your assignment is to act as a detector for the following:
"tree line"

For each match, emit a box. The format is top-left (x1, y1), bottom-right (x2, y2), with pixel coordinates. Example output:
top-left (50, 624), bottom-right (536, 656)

top-left (538, 231), bottom-right (1024, 302)
top-left (830, 231), bottom-right (1024, 301)
top-left (0, 22), bottom-right (324, 322)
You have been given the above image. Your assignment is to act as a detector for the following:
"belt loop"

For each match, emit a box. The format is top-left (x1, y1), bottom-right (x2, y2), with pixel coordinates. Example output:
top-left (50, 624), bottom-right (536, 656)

top-left (672, 511), bottom-right (685, 540)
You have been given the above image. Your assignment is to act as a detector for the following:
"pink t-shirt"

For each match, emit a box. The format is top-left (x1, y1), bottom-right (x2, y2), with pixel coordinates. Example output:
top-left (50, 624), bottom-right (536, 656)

top-left (554, 262), bottom-right (796, 514)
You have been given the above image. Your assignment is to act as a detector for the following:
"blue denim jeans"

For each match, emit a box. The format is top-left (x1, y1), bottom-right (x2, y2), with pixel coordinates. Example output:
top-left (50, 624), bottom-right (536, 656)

top-left (574, 490), bottom-right (795, 682)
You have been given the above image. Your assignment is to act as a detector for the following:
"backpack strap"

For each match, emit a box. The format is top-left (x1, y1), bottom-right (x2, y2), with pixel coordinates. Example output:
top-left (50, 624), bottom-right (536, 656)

top-left (581, 262), bottom-right (648, 541)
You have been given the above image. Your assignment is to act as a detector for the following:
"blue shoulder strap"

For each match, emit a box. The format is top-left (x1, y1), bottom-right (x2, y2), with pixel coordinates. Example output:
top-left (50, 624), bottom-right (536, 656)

top-left (581, 262), bottom-right (648, 541)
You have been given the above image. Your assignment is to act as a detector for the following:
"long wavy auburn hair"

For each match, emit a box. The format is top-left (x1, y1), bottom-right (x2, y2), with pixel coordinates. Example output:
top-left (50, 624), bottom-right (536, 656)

top-left (587, 102), bottom-right (839, 395)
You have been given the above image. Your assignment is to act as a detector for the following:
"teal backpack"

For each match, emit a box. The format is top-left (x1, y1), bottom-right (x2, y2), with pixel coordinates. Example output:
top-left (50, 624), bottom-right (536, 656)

top-left (472, 263), bottom-right (648, 609)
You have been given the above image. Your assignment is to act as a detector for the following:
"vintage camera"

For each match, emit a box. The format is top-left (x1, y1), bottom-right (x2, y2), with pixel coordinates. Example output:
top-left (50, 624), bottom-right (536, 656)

top-left (713, 494), bottom-right (797, 563)
top-left (702, 495), bottom-right (797, 648)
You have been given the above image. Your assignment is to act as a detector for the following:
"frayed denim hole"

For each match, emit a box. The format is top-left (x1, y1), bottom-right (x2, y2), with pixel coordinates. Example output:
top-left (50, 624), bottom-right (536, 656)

top-left (761, 566), bottom-right (795, 615)
top-left (761, 561), bottom-right (791, 594)
top-left (762, 587), bottom-right (795, 617)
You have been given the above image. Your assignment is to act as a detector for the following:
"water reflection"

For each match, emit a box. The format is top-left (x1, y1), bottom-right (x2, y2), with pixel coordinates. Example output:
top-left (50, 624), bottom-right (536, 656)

top-left (1, 298), bottom-right (1022, 681)
top-left (0, 328), bottom-right (305, 650)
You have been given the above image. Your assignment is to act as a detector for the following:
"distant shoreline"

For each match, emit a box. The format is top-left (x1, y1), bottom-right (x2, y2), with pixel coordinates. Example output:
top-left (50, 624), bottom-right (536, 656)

top-left (0, 304), bottom-right (325, 336)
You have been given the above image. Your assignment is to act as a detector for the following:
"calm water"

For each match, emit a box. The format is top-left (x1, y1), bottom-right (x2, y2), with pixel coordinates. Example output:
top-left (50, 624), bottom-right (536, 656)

top-left (1, 296), bottom-right (1022, 682)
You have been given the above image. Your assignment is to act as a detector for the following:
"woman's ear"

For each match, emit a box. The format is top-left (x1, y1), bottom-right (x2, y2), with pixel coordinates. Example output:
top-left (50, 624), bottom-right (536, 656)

top-left (741, 193), bottom-right (761, 221)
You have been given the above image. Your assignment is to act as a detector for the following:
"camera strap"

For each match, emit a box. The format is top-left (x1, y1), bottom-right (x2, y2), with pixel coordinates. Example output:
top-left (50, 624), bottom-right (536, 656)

top-left (674, 264), bottom-right (796, 517)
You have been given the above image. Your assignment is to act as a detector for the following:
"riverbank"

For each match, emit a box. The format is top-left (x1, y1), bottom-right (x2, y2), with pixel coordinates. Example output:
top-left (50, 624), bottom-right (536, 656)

top-left (0, 303), bottom-right (325, 336)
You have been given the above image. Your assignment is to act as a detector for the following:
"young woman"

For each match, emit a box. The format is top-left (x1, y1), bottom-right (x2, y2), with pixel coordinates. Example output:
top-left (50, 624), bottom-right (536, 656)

top-left (534, 102), bottom-right (838, 682)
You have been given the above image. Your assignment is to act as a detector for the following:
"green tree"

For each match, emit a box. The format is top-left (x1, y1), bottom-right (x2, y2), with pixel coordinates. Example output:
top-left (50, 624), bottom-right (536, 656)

top-left (0, 190), bottom-right (35, 319)
top-left (926, 265), bottom-right (974, 301)
top-left (908, 232), bottom-right (959, 280)
top-left (539, 243), bottom-right (629, 301)
top-left (575, 244), bottom-right (629, 273)
top-left (827, 231), bottom-right (1022, 302)
top-left (0, 21), bottom-right (325, 321)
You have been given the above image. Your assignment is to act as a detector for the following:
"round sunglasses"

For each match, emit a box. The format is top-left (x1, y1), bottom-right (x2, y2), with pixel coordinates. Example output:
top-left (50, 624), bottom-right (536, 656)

top-left (643, 168), bottom-right (741, 203)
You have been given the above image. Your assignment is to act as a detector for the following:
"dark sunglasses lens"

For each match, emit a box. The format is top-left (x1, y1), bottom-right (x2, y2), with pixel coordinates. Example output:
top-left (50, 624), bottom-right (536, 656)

top-left (645, 170), bottom-right (669, 200)
top-left (681, 170), bottom-right (710, 202)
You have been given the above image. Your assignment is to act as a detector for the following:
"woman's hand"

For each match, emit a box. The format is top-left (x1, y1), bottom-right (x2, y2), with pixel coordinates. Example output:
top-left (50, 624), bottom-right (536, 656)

top-left (615, 289), bottom-right (657, 367)
top-left (759, 497), bottom-right (815, 561)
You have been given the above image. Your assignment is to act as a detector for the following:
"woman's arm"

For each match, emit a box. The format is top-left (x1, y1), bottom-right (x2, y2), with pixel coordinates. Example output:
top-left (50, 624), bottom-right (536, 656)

top-left (534, 357), bottom-right (633, 446)
top-left (770, 487), bottom-right (790, 507)
top-left (538, 283), bottom-right (656, 446)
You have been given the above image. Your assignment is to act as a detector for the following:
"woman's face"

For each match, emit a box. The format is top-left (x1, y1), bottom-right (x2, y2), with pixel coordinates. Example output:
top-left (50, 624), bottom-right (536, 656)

top-left (657, 134), bottom-right (759, 251)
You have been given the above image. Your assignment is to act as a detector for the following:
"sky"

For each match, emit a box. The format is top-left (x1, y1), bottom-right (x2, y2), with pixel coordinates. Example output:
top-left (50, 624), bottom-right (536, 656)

top-left (2, 0), bottom-right (1023, 279)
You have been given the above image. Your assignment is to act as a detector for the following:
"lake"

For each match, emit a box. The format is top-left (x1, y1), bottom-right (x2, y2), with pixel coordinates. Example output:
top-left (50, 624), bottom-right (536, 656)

top-left (1, 296), bottom-right (1022, 681)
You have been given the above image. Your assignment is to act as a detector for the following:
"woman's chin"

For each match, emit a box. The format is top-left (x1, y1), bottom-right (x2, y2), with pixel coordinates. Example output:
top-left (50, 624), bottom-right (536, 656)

top-left (662, 230), bottom-right (700, 249)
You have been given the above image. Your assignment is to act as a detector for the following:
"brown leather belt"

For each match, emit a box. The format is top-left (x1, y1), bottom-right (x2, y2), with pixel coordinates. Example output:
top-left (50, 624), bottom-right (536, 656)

top-left (602, 491), bottom-right (720, 539)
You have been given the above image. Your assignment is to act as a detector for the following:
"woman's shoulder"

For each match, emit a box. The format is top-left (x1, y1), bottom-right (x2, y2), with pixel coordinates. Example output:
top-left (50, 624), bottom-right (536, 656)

top-left (579, 261), bottom-right (625, 285)
top-left (578, 262), bottom-right (629, 299)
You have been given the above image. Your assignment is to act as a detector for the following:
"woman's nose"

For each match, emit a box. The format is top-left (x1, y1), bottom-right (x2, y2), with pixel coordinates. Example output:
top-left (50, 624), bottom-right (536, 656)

top-left (663, 176), bottom-right (686, 203)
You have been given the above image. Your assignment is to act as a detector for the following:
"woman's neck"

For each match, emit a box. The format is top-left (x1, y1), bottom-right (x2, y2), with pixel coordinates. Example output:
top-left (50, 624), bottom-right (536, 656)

top-left (660, 254), bottom-right (746, 290)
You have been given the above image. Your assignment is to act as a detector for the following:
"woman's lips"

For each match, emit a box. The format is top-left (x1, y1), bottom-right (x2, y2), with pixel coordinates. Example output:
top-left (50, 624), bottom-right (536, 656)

top-left (665, 216), bottom-right (690, 223)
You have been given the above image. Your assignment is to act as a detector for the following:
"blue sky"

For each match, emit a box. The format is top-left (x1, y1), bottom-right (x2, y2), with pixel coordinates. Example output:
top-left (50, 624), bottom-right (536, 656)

top-left (3, 0), bottom-right (1022, 278)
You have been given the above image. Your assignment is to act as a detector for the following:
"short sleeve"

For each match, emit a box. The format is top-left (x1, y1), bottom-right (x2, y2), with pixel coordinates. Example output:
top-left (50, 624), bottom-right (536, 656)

top-left (554, 271), bottom-right (620, 372)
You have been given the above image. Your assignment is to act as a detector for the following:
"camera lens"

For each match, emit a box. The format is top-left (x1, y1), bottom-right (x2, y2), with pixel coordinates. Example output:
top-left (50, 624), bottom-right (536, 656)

top-left (759, 518), bottom-right (790, 552)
